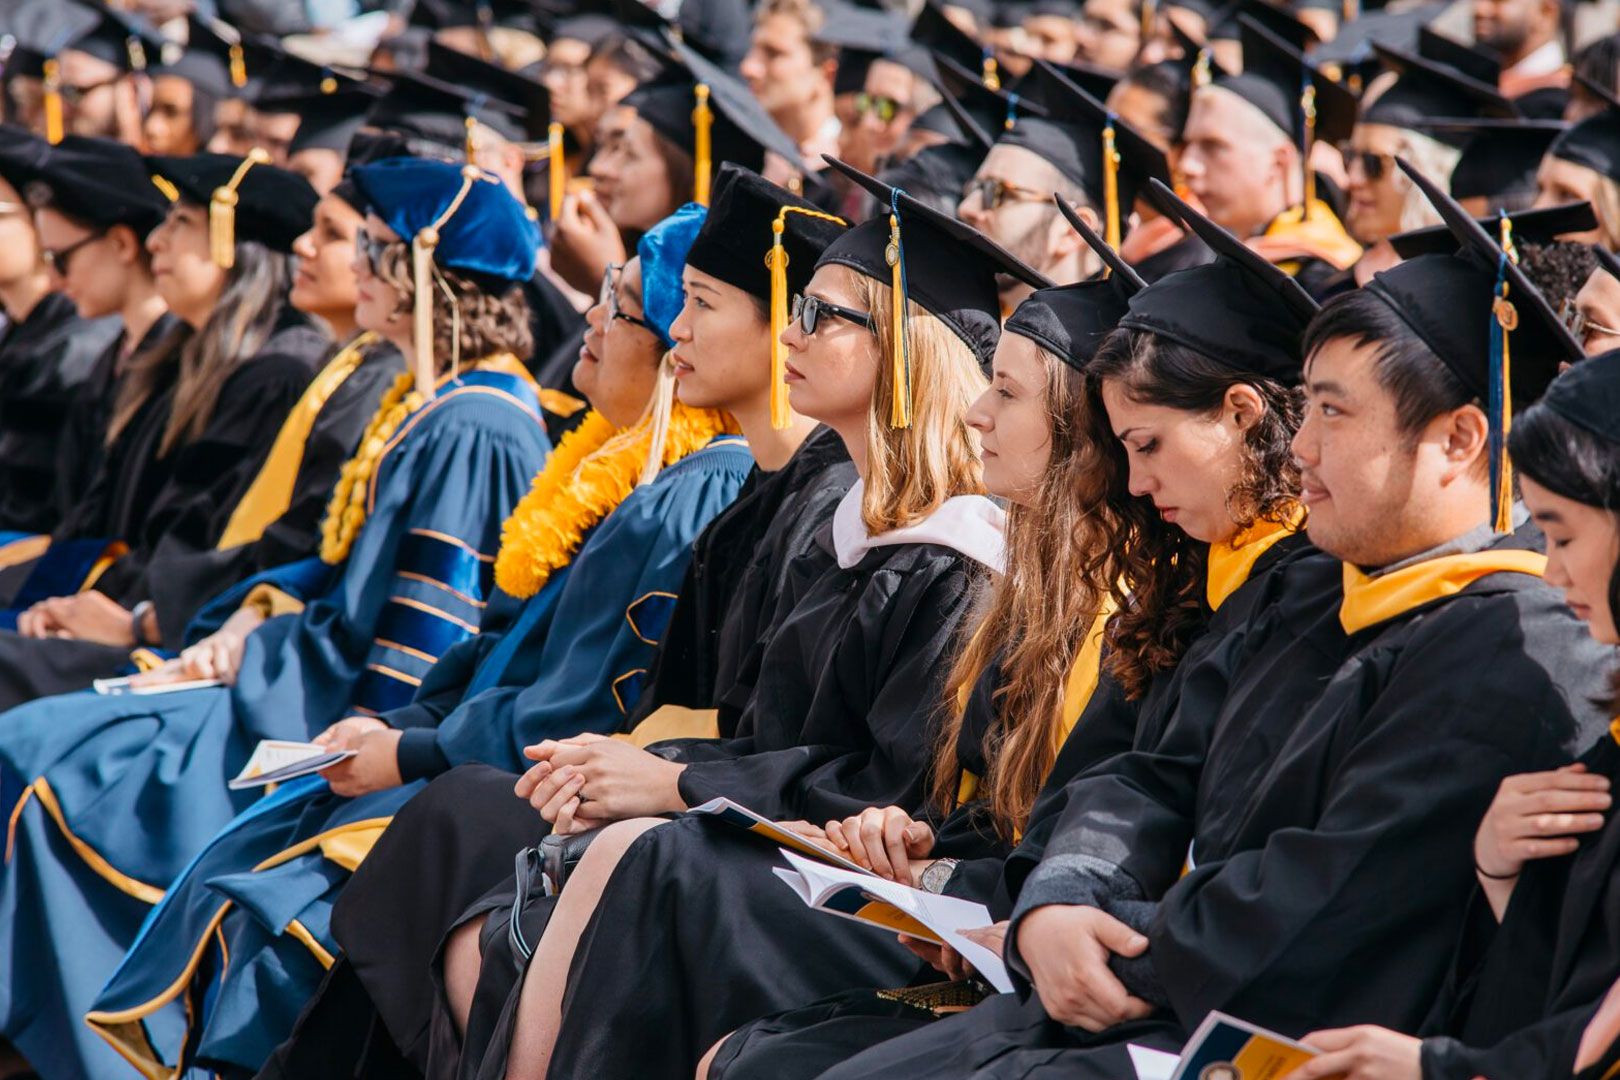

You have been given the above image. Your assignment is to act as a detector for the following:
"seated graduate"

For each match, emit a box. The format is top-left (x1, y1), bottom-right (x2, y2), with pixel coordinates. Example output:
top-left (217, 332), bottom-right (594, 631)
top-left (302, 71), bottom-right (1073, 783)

top-left (254, 167), bottom-right (857, 1080)
top-left (704, 203), bottom-right (1330, 1080)
top-left (807, 165), bottom-right (1617, 1080)
top-left (84, 197), bottom-right (756, 1080)
top-left (0, 176), bottom-right (408, 702)
top-left (0, 151), bottom-right (330, 680)
top-left (0, 156), bottom-right (552, 1080)
top-left (435, 159), bottom-right (1049, 1080)
top-left (0, 128), bottom-right (122, 534)
top-left (1270, 351), bottom-right (1620, 1080)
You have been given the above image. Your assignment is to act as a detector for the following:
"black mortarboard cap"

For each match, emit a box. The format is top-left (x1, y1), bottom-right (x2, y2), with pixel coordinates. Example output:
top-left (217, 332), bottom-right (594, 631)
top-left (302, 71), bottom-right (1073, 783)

top-left (912, 2), bottom-right (1001, 89)
top-left (367, 68), bottom-right (529, 148)
top-left (876, 141), bottom-right (985, 213)
top-left (819, 155), bottom-right (1053, 372)
top-left (25, 134), bottom-right (169, 236)
top-left (1368, 159), bottom-right (1580, 529)
top-left (1210, 0), bottom-right (1318, 50)
top-left (579, 0), bottom-right (751, 72)
top-left (814, 2), bottom-right (912, 53)
top-left (932, 51), bottom-right (1046, 149)
top-left (13, 0), bottom-right (161, 73)
top-left (1388, 201), bottom-right (1597, 259)
top-left (1311, 2), bottom-right (1447, 88)
top-left (550, 14), bottom-right (621, 48)
top-left (0, 127), bottom-right (51, 195)
top-left (257, 85), bottom-right (384, 157)
top-left (1362, 41), bottom-right (1516, 143)
top-left (687, 163), bottom-right (848, 302)
top-left (246, 48), bottom-right (363, 107)
top-left (1548, 105), bottom-right (1620, 183)
top-left (833, 46), bottom-right (881, 96)
top-left (623, 38), bottom-right (807, 200)
top-left (1407, 116), bottom-right (1565, 203)
top-left (407, 0), bottom-right (541, 32)
top-left (1031, 59), bottom-right (1124, 102)
top-left (1004, 198), bottom-right (1143, 370)
top-left (146, 15), bottom-right (246, 100)
top-left (425, 40), bottom-right (550, 140)
top-left (1417, 26), bottom-right (1501, 87)
top-left (1120, 178), bottom-right (1319, 382)
top-left (1212, 15), bottom-right (1357, 151)
top-left (145, 151), bottom-right (318, 258)
top-left (1535, 348), bottom-right (1620, 443)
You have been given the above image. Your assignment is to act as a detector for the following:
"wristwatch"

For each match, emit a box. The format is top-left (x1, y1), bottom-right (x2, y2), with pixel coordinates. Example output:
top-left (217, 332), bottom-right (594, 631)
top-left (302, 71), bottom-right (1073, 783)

top-left (919, 858), bottom-right (960, 894)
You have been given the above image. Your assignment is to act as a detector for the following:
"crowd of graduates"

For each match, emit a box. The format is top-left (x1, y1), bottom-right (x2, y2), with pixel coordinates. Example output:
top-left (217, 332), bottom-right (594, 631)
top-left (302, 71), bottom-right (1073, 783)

top-left (5, 0), bottom-right (1620, 1077)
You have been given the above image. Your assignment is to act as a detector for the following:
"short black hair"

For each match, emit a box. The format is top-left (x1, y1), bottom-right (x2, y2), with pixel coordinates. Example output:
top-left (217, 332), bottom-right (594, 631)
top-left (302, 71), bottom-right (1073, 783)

top-left (1122, 61), bottom-right (1191, 143)
top-left (1302, 288), bottom-right (1473, 440)
top-left (1520, 240), bottom-right (1599, 318)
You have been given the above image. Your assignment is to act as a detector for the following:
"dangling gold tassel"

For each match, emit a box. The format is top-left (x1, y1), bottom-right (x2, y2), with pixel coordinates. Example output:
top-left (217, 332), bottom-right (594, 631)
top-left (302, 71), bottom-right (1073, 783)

top-left (767, 218), bottom-right (792, 430)
top-left (548, 121), bottom-right (566, 221)
top-left (886, 212), bottom-right (911, 428)
top-left (42, 58), bottom-right (63, 145)
top-left (410, 166), bottom-right (484, 402)
top-left (981, 54), bottom-right (1000, 91)
top-left (1492, 215), bottom-right (1520, 535)
top-left (692, 83), bottom-right (713, 206)
top-left (320, 72), bottom-right (338, 94)
top-left (465, 116), bottom-right (479, 169)
top-left (210, 147), bottom-right (268, 269)
top-left (1300, 82), bottom-right (1317, 217)
top-left (1140, 0), bottom-right (1157, 44)
top-left (228, 43), bottom-right (248, 88)
top-left (1102, 119), bottom-right (1122, 256)
top-left (1192, 48), bottom-right (1212, 89)
top-left (151, 174), bottom-right (178, 203)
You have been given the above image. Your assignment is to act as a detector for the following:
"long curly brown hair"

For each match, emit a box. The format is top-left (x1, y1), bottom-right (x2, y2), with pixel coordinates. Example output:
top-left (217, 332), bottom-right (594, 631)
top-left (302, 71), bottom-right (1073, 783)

top-left (1086, 327), bottom-right (1304, 699)
top-left (931, 350), bottom-right (1115, 840)
top-left (376, 244), bottom-right (534, 366)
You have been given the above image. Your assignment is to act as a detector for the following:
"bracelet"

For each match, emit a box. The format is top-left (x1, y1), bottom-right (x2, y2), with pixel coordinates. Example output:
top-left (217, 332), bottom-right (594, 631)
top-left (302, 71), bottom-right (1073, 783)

top-left (130, 600), bottom-right (155, 647)
top-left (1475, 861), bottom-right (1520, 881)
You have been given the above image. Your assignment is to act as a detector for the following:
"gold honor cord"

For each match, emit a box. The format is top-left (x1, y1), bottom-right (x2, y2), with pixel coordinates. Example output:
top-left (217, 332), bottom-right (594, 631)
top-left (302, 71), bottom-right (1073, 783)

top-left (692, 83), bottom-right (714, 206)
top-left (210, 148), bottom-right (270, 268)
top-left (767, 206), bottom-right (849, 429)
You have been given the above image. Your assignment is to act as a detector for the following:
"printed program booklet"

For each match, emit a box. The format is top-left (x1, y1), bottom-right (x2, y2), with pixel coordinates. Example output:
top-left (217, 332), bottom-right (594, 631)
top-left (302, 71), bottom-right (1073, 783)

top-left (93, 675), bottom-right (224, 695)
top-left (1136, 1011), bottom-right (1319, 1080)
top-left (228, 740), bottom-right (356, 790)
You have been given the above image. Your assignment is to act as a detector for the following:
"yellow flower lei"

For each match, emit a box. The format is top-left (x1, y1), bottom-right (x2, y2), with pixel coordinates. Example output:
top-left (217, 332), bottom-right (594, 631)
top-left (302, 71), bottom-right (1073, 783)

top-left (317, 354), bottom-right (529, 565)
top-left (494, 400), bottom-right (739, 598)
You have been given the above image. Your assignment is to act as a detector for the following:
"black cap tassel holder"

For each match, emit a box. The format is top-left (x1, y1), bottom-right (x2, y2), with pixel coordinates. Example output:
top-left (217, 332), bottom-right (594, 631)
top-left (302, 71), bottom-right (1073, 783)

top-left (693, 83), bottom-right (713, 205)
top-left (412, 166), bottom-right (484, 403)
top-left (1489, 213), bottom-right (1518, 534)
top-left (886, 189), bottom-right (914, 428)
top-left (768, 205), bottom-right (849, 429)
top-left (210, 148), bottom-right (270, 268)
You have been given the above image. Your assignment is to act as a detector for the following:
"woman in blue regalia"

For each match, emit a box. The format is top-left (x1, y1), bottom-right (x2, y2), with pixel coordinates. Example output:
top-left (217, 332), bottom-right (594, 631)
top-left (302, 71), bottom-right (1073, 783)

top-left (81, 201), bottom-right (756, 1078)
top-left (0, 156), bottom-right (552, 1080)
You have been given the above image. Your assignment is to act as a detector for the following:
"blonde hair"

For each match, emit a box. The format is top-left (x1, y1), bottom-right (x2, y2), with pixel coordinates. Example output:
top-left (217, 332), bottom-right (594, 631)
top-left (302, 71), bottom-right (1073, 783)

top-left (1390, 128), bottom-right (1465, 233)
top-left (1591, 171), bottom-right (1620, 251)
top-left (847, 271), bottom-right (988, 533)
top-left (931, 348), bottom-right (1113, 839)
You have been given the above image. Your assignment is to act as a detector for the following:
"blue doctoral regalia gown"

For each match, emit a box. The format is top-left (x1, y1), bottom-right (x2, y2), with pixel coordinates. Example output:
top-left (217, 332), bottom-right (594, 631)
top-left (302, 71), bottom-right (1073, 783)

top-left (0, 370), bottom-right (549, 1080)
top-left (85, 434), bottom-right (753, 1077)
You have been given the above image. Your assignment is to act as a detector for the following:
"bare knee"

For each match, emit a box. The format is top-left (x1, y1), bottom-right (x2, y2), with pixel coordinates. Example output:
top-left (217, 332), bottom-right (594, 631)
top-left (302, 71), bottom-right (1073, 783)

top-left (567, 817), bottom-right (665, 891)
top-left (442, 917), bottom-right (485, 1034)
top-left (695, 1032), bottom-right (733, 1080)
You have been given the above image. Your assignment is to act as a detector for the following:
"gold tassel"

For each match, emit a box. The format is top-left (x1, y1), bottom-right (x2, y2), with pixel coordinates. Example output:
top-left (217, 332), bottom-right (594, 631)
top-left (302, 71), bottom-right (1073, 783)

top-left (768, 218), bottom-right (791, 430)
top-left (1300, 82), bottom-right (1317, 217)
top-left (1493, 215), bottom-right (1519, 535)
top-left (210, 148), bottom-right (268, 269)
top-left (1102, 119), bottom-right (1122, 255)
top-left (126, 36), bottom-right (147, 73)
top-left (1192, 48), bottom-right (1212, 89)
top-left (981, 55), bottom-right (1000, 91)
top-left (320, 73), bottom-right (338, 94)
top-left (692, 83), bottom-right (713, 206)
top-left (42, 58), bottom-right (63, 145)
top-left (886, 212), bottom-right (911, 428)
top-left (548, 121), bottom-right (566, 221)
top-left (229, 43), bottom-right (248, 88)
top-left (1342, 0), bottom-right (1358, 21)
top-left (465, 116), bottom-right (479, 169)
top-left (410, 166), bottom-right (484, 402)
top-left (151, 175), bottom-right (178, 202)
top-left (1140, 0), bottom-right (1156, 44)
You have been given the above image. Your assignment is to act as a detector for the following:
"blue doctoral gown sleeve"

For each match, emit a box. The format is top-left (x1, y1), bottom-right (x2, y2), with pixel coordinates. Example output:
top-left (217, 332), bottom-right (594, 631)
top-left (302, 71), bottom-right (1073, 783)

top-left (399, 439), bottom-right (751, 776)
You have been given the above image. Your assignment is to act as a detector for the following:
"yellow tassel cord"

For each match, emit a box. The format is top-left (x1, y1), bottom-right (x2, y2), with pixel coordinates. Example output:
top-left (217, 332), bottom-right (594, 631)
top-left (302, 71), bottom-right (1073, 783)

top-left (464, 117), bottom-right (479, 169)
top-left (228, 44), bottom-right (248, 88)
top-left (42, 58), bottom-right (63, 145)
top-left (1491, 216), bottom-right (1520, 535)
top-left (1102, 118), bottom-right (1122, 255)
top-left (1300, 82), bottom-right (1317, 218)
top-left (692, 84), bottom-right (713, 206)
top-left (151, 174), bottom-right (178, 203)
top-left (210, 148), bottom-right (269, 269)
top-left (1140, 0), bottom-right (1157, 43)
top-left (1192, 49), bottom-right (1212, 89)
top-left (411, 166), bottom-right (483, 403)
top-left (767, 205), bottom-right (850, 430)
top-left (886, 211), bottom-right (912, 429)
top-left (1342, 0), bottom-right (1359, 21)
top-left (319, 373), bottom-right (422, 564)
top-left (981, 54), bottom-right (1000, 91)
top-left (548, 121), bottom-right (566, 221)
top-left (494, 402), bottom-right (739, 597)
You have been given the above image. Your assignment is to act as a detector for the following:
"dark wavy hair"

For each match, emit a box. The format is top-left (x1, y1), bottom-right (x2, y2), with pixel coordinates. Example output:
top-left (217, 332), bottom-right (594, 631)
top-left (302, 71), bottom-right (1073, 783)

top-left (1086, 326), bottom-right (1304, 698)
top-left (1509, 394), bottom-right (1620, 707)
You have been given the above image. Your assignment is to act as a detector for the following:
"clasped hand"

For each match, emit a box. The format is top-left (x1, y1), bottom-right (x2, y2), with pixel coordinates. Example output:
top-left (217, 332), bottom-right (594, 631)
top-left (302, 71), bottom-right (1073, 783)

top-left (129, 607), bottom-right (267, 689)
top-left (514, 734), bottom-right (687, 834)
top-left (1015, 904), bottom-right (1153, 1032)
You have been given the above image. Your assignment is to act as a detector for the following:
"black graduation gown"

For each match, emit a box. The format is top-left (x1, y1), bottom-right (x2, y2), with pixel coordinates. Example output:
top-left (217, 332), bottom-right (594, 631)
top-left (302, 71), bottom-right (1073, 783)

top-left (706, 536), bottom-right (1321, 1080)
top-left (0, 311), bottom-right (325, 709)
top-left (0, 292), bottom-right (121, 533)
top-left (813, 530), bottom-right (1614, 1080)
top-left (1420, 733), bottom-right (1620, 1080)
top-left (633, 425), bottom-right (856, 729)
top-left (253, 435), bottom-right (862, 1080)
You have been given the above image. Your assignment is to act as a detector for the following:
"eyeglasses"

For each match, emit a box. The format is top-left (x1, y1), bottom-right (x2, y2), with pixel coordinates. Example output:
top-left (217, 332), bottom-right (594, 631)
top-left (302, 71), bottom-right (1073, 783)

top-left (1560, 297), bottom-right (1620, 346)
top-left (1340, 146), bottom-right (1394, 182)
top-left (43, 231), bottom-right (104, 276)
top-left (963, 175), bottom-right (1049, 211)
top-left (354, 227), bottom-right (395, 275)
top-left (600, 262), bottom-right (655, 333)
top-left (791, 293), bottom-right (873, 335)
top-left (854, 93), bottom-right (908, 124)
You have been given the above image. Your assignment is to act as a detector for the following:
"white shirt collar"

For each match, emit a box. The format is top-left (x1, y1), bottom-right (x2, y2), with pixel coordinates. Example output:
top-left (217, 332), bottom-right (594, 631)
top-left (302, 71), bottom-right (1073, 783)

top-left (831, 479), bottom-right (1006, 573)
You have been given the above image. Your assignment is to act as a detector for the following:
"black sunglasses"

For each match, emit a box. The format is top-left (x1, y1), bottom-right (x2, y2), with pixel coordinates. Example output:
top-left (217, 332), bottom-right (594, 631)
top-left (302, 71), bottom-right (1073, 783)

top-left (1340, 146), bottom-right (1394, 182)
top-left (43, 230), bottom-right (104, 276)
top-left (791, 293), bottom-right (873, 335)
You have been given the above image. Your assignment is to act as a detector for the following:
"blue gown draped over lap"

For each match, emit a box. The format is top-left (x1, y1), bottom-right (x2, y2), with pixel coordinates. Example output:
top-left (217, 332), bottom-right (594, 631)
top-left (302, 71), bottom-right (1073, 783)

top-left (86, 435), bottom-right (752, 1077)
top-left (0, 370), bottom-right (549, 1080)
